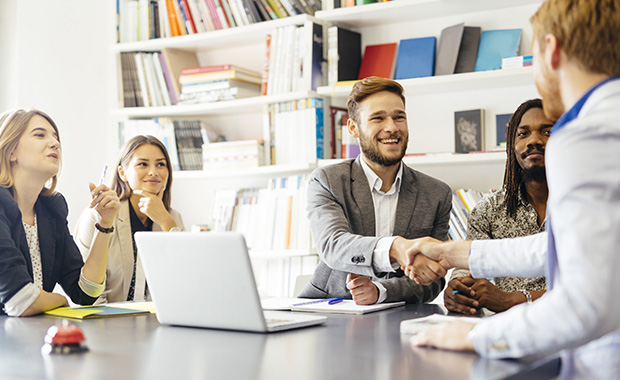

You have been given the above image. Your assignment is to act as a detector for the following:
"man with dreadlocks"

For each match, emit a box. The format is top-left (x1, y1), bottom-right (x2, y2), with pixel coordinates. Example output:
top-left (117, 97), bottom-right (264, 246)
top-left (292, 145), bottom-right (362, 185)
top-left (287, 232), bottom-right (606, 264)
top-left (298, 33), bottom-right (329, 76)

top-left (444, 99), bottom-right (555, 315)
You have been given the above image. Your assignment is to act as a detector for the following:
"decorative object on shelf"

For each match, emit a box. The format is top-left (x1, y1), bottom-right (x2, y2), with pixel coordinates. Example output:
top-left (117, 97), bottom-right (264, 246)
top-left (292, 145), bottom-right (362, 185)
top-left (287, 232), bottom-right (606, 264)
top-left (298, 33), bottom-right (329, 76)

top-left (454, 26), bottom-right (481, 74)
top-left (454, 109), bottom-right (485, 154)
top-left (474, 28), bottom-right (522, 72)
top-left (394, 36), bottom-right (436, 80)
top-left (357, 43), bottom-right (397, 80)
top-left (495, 113), bottom-right (512, 147)
top-left (327, 26), bottom-right (361, 85)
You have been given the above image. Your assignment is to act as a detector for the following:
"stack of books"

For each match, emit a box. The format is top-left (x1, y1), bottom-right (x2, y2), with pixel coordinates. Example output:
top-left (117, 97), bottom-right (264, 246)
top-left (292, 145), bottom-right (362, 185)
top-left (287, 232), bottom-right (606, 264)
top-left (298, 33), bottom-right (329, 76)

top-left (202, 139), bottom-right (265, 170)
top-left (178, 64), bottom-right (262, 104)
top-left (449, 188), bottom-right (489, 241)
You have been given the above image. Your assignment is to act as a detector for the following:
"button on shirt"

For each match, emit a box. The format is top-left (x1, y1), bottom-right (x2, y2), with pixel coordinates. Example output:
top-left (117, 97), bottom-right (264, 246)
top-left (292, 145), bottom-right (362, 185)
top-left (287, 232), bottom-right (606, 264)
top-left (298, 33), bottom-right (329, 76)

top-left (359, 158), bottom-right (403, 303)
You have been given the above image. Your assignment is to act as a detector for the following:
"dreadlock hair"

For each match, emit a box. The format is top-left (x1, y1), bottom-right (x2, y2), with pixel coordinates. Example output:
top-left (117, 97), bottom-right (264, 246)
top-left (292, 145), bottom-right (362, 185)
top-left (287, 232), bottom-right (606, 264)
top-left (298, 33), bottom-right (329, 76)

top-left (502, 98), bottom-right (544, 218)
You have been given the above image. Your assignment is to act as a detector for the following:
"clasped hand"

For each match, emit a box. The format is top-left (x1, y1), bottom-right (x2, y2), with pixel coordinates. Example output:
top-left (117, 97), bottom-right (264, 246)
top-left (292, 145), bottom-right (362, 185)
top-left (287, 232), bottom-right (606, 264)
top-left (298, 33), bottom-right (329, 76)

top-left (399, 237), bottom-right (452, 285)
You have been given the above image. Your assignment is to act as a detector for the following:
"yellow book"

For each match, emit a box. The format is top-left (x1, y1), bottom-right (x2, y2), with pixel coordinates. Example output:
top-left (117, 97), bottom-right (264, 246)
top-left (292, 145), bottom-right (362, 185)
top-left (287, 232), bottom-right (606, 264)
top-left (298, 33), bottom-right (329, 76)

top-left (44, 302), bottom-right (154, 320)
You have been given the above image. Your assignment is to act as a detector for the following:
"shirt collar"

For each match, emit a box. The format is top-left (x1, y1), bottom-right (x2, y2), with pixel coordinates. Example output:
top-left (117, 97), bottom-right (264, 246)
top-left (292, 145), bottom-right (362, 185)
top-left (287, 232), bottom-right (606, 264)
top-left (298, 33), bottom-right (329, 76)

top-left (552, 76), bottom-right (620, 134)
top-left (359, 157), bottom-right (403, 195)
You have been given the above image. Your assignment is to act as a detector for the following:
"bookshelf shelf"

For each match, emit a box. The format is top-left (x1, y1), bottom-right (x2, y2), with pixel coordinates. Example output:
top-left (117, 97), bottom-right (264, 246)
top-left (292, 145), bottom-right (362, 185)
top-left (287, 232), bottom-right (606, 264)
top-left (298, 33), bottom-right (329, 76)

top-left (112, 15), bottom-right (318, 52)
top-left (316, 0), bottom-right (542, 26)
top-left (319, 151), bottom-right (506, 168)
top-left (112, 91), bottom-right (321, 118)
top-left (317, 67), bottom-right (534, 97)
top-left (174, 163), bottom-right (317, 179)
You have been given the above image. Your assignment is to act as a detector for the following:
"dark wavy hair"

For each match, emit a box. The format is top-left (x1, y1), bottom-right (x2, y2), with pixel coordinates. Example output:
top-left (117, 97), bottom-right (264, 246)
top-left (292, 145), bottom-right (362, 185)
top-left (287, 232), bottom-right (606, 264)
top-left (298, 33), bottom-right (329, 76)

top-left (111, 135), bottom-right (173, 210)
top-left (502, 98), bottom-right (543, 218)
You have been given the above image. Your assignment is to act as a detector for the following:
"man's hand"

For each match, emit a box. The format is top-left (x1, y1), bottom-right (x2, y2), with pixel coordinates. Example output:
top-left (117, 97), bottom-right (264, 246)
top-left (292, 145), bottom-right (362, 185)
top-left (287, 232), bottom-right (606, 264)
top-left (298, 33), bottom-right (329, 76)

top-left (402, 254), bottom-right (447, 286)
top-left (467, 277), bottom-right (524, 313)
top-left (444, 277), bottom-right (479, 315)
top-left (346, 273), bottom-right (379, 305)
top-left (410, 321), bottom-right (476, 352)
top-left (402, 238), bottom-right (472, 284)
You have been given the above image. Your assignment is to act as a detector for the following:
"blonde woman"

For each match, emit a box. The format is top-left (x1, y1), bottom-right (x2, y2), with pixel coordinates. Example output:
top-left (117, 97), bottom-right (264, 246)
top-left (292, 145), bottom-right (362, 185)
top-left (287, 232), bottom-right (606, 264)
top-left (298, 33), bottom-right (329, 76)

top-left (0, 109), bottom-right (120, 316)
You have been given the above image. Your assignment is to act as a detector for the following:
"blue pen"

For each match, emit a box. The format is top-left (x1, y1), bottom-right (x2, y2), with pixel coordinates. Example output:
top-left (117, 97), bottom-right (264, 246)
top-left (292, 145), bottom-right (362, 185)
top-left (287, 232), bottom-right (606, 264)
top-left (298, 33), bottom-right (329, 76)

top-left (292, 297), bottom-right (343, 307)
top-left (327, 297), bottom-right (344, 305)
top-left (452, 290), bottom-right (462, 296)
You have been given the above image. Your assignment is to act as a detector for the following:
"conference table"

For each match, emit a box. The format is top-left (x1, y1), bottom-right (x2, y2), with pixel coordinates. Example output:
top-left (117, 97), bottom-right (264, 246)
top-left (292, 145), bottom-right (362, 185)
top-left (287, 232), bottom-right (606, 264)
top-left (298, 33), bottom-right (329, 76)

top-left (0, 304), bottom-right (559, 379)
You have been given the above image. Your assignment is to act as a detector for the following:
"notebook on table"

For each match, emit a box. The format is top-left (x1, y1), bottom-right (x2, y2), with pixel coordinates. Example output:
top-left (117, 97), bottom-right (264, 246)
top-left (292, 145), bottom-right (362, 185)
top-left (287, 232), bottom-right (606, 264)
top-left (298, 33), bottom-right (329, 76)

top-left (134, 231), bottom-right (327, 333)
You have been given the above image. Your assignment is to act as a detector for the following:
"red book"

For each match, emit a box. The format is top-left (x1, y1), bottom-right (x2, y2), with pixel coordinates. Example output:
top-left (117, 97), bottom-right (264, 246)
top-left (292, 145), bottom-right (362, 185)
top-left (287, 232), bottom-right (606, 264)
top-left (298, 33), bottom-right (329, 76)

top-left (261, 34), bottom-right (271, 96)
top-left (357, 43), bottom-right (398, 80)
top-left (179, 0), bottom-right (198, 34)
top-left (203, 0), bottom-right (223, 29)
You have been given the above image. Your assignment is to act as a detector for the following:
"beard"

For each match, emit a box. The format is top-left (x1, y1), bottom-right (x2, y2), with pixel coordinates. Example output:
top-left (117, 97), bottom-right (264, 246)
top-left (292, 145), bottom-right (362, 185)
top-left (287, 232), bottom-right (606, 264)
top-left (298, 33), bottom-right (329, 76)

top-left (521, 165), bottom-right (547, 183)
top-left (359, 132), bottom-right (408, 167)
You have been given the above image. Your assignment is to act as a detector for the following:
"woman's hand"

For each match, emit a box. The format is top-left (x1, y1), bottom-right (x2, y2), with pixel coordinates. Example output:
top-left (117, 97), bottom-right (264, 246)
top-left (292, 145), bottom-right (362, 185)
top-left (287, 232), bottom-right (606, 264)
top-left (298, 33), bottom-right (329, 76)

top-left (89, 183), bottom-right (120, 228)
top-left (133, 189), bottom-right (176, 231)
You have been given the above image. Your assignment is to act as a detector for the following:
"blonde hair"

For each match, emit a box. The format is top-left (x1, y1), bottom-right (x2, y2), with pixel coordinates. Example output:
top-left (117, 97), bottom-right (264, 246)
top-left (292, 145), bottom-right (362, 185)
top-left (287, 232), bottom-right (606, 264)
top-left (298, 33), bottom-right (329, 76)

top-left (347, 77), bottom-right (406, 125)
top-left (0, 109), bottom-right (61, 196)
top-left (530, 0), bottom-right (620, 76)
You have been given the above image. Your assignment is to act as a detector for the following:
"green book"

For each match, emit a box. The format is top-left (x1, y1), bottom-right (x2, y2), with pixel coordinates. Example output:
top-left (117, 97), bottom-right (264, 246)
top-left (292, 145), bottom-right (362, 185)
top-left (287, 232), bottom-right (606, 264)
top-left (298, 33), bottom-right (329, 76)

top-left (355, 0), bottom-right (377, 5)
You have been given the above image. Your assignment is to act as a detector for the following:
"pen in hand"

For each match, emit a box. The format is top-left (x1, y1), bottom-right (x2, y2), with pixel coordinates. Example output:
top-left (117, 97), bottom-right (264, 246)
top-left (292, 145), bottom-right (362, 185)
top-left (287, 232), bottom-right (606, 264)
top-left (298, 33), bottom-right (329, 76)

top-left (98, 165), bottom-right (109, 186)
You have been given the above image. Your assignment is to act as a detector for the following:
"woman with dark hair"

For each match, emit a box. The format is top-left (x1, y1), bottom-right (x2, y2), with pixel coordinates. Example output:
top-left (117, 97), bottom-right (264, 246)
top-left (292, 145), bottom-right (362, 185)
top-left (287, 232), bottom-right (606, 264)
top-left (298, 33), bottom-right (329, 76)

top-left (75, 135), bottom-right (184, 303)
top-left (0, 108), bottom-right (120, 316)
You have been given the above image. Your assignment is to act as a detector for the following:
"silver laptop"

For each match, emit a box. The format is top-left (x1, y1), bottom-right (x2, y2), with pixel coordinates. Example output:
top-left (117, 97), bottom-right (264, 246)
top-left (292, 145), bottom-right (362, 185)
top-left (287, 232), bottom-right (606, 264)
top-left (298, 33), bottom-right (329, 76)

top-left (134, 231), bottom-right (327, 332)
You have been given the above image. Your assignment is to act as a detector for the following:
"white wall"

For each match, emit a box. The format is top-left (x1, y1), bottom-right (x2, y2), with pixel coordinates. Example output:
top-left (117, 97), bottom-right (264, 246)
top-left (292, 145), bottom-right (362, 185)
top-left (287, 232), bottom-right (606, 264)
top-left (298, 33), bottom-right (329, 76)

top-left (0, 0), bottom-right (116, 229)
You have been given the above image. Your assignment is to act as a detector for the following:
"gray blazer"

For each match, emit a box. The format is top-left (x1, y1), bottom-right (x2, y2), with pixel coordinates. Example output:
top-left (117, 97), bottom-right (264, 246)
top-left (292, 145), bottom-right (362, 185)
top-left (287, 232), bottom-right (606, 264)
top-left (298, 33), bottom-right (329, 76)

top-left (299, 157), bottom-right (451, 303)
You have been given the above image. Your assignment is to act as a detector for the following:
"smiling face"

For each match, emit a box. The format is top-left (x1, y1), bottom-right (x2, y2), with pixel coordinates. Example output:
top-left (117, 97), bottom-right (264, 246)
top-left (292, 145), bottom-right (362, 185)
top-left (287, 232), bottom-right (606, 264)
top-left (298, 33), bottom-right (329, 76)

top-left (118, 144), bottom-right (169, 196)
top-left (10, 115), bottom-right (61, 182)
top-left (348, 91), bottom-right (409, 168)
top-left (514, 107), bottom-right (553, 178)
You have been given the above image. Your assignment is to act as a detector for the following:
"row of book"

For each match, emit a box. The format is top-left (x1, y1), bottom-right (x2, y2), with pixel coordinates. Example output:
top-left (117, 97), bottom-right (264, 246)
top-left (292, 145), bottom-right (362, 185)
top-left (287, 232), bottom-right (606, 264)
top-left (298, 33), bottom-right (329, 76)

top-left (117, 0), bottom-right (322, 42)
top-left (263, 98), bottom-right (324, 166)
top-left (449, 188), bottom-right (489, 241)
top-left (119, 51), bottom-right (176, 108)
top-left (178, 64), bottom-right (262, 104)
top-left (324, 0), bottom-right (391, 11)
top-left (210, 175), bottom-right (312, 250)
top-left (119, 118), bottom-right (225, 171)
top-left (327, 24), bottom-right (522, 85)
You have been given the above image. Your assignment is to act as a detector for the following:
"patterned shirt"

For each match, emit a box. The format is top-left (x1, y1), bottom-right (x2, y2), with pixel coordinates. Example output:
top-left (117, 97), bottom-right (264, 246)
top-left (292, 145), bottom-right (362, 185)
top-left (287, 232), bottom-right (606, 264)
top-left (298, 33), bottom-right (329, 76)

top-left (22, 215), bottom-right (43, 289)
top-left (453, 188), bottom-right (546, 292)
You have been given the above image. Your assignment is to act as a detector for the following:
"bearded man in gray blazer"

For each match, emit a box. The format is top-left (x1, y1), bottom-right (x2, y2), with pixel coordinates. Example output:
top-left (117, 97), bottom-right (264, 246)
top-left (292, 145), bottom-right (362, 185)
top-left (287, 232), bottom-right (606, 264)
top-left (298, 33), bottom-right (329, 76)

top-left (299, 77), bottom-right (451, 304)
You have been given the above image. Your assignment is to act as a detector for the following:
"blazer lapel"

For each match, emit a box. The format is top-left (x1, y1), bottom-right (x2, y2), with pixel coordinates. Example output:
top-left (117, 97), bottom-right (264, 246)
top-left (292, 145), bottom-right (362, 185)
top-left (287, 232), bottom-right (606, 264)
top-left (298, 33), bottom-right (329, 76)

top-left (351, 157), bottom-right (376, 236)
top-left (393, 165), bottom-right (418, 238)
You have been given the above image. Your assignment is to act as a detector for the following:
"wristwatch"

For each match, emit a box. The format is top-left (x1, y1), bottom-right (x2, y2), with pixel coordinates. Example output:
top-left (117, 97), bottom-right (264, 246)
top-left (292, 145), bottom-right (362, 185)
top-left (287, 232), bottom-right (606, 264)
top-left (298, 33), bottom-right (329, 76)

top-left (519, 289), bottom-right (533, 304)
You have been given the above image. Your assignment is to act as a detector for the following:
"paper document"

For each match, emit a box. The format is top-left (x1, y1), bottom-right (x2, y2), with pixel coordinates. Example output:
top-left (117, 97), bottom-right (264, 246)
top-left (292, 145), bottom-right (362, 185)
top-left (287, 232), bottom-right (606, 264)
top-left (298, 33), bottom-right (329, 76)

top-left (400, 314), bottom-right (481, 335)
top-left (44, 303), bottom-right (153, 320)
top-left (261, 297), bottom-right (405, 315)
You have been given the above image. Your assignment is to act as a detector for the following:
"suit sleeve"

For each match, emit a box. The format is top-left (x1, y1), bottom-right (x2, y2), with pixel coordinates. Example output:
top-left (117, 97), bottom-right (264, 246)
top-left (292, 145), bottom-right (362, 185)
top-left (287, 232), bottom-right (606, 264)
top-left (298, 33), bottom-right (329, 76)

top-left (306, 168), bottom-right (380, 277)
top-left (0, 204), bottom-right (32, 308)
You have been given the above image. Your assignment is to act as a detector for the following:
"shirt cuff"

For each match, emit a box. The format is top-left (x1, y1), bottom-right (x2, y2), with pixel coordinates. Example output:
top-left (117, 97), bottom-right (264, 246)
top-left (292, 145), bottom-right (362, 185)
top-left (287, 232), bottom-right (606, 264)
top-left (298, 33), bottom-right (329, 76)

top-left (3, 283), bottom-right (40, 317)
top-left (373, 281), bottom-right (388, 303)
top-left (79, 270), bottom-right (106, 299)
top-left (372, 236), bottom-right (399, 274)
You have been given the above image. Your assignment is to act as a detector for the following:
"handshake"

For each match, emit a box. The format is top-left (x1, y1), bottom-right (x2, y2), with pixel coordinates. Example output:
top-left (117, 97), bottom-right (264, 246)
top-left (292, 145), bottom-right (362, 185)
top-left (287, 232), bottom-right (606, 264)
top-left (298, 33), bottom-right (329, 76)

top-left (391, 237), bottom-right (472, 285)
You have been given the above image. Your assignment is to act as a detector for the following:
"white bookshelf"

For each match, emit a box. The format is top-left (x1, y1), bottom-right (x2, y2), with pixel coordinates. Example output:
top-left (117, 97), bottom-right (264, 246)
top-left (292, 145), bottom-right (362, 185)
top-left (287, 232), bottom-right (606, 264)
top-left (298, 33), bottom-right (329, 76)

top-left (174, 163), bottom-right (316, 179)
top-left (112, 14), bottom-right (318, 52)
top-left (317, 67), bottom-right (534, 97)
top-left (316, 0), bottom-right (542, 25)
top-left (112, 90), bottom-right (320, 117)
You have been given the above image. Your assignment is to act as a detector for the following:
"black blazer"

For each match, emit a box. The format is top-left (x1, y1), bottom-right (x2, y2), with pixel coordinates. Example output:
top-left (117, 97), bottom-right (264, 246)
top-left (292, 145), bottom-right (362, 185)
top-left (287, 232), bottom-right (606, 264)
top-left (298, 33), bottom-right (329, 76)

top-left (0, 187), bottom-right (97, 314)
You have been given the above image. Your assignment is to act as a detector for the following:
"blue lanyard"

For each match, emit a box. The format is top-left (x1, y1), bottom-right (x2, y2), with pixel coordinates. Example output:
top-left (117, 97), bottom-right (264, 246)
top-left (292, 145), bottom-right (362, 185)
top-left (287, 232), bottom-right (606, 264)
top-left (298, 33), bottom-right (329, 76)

top-left (552, 76), bottom-right (620, 134)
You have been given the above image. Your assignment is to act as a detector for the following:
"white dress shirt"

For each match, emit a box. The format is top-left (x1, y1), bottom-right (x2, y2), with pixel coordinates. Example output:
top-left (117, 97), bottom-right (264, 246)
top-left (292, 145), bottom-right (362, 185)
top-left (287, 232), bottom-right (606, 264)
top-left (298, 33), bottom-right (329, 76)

top-left (467, 79), bottom-right (620, 379)
top-left (359, 158), bottom-right (403, 303)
